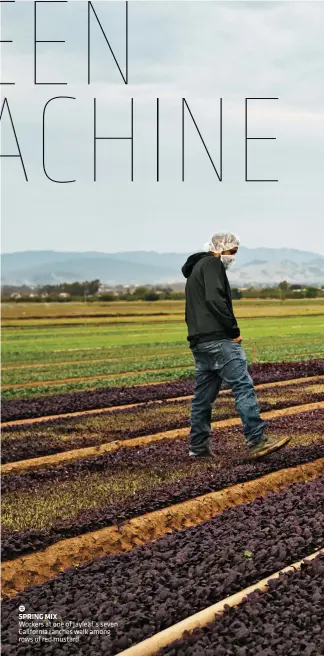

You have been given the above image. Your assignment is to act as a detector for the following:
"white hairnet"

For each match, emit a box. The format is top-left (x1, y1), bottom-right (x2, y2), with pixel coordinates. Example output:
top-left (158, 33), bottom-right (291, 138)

top-left (204, 232), bottom-right (240, 253)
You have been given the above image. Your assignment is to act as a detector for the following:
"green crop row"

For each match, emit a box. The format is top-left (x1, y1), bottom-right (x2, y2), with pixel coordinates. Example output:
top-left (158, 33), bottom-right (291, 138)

top-left (3, 340), bottom-right (324, 388)
top-left (2, 316), bottom-right (324, 357)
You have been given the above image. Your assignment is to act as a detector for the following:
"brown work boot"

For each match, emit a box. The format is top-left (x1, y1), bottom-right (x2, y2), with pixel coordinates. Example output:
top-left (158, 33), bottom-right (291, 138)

top-left (189, 448), bottom-right (216, 459)
top-left (248, 434), bottom-right (291, 459)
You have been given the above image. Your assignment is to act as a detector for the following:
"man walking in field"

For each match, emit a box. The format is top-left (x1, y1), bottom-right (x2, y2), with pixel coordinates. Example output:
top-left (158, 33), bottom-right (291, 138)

top-left (182, 232), bottom-right (291, 459)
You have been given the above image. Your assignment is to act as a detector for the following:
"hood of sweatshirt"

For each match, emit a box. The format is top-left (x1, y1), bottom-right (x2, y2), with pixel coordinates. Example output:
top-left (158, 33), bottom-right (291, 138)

top-left (181, 251), bottom-right (213, 278)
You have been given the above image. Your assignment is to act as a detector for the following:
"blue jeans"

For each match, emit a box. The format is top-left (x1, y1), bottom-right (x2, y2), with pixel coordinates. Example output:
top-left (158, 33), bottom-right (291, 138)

top-left (189, 339), bottom-right (266, 453)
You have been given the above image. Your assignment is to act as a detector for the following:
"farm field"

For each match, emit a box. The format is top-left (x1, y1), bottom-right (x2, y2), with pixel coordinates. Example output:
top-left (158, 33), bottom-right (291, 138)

top-left (2, 478), bottom-right (323, 653)
top-left (1, 299), bottom-right (324, 655)
top-left (2, 298), bottom-right (324, 321)
top-left (2, 378), bottom-right (324, 463)
top-left (2, 410), bottom-right (324, 558)
top-left (2, 301), bottom-right (324, 399)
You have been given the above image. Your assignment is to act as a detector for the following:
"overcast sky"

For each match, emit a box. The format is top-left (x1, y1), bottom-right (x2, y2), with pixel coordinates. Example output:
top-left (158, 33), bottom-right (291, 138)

top-left (1, 0), bottom-right (324, 254)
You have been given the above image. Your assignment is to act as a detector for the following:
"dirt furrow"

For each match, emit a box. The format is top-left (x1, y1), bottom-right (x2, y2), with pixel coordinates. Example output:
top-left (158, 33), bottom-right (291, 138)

top-left (2, 401), bottom-right (323, 475)
top-left (2, 458), bottom-right (323, 598)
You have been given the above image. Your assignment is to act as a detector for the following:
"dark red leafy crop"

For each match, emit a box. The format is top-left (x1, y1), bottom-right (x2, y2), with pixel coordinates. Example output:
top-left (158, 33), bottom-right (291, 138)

top-left (1, 479), bottom-right (324, 655)
top-left (159, 554), bottom-right (324, 656)
top-left (2, 378), bottom-right (323, 464)
top-left (2, 418), bottom-right (323, 560)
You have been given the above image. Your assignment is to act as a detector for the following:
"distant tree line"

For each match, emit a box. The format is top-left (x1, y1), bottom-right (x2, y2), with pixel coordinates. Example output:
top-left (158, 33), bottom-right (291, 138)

top-left (240, 281), bottom-right (323, 300)
top-left (2, 280), bottom-right (101, 302)
top-left (2, 280), bottom-right (324, 302)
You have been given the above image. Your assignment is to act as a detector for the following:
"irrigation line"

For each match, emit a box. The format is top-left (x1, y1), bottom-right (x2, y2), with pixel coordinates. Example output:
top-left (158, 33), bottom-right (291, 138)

top-left (2, 460), bottom-right (323, 598)
top-left (2, 375), bottom-right (324, 429)
top-left (2, 401), bottom-right (323, 475)
top-left (118, 548), bottom-right (324, 656)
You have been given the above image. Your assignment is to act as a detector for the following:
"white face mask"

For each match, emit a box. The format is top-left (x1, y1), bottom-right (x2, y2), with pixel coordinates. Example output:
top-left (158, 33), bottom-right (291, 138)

top-left (221, 254), bottom-right (236, 269)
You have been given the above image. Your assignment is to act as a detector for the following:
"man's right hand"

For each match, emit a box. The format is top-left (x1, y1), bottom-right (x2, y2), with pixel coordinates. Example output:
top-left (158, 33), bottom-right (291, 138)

top-left (232, 336), bottom-right (243, 343)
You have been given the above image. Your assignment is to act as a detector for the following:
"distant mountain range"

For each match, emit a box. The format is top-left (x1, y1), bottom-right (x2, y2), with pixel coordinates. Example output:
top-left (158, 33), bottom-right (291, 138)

top-left (2, 248), bottom-right (324, 287)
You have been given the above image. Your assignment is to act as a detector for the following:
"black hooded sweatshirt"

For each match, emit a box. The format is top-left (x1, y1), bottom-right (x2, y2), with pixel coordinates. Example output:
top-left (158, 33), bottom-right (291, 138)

top-left (182, 251), bottom-right (240, 348)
